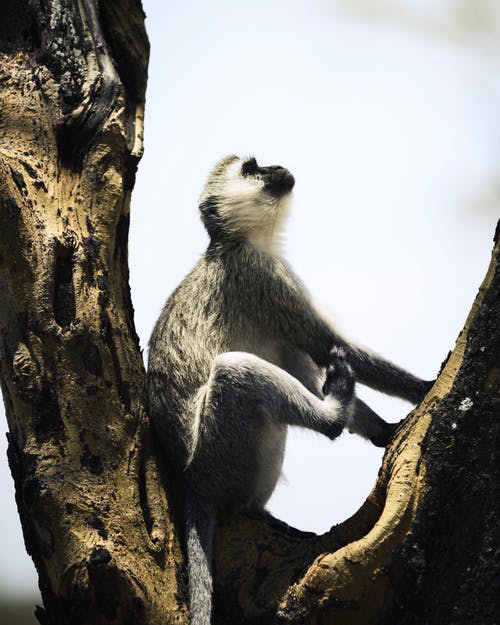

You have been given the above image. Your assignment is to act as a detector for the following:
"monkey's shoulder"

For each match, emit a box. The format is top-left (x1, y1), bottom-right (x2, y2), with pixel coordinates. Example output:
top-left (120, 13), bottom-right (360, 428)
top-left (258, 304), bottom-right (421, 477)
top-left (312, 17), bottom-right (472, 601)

top-left (149, 243), bottom-right (310, 363)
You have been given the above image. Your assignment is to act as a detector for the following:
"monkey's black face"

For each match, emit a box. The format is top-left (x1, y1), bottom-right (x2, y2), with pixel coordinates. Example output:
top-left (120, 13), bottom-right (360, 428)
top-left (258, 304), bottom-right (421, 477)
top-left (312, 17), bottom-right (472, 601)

top-left (241, 157), bottom-right (295, 197)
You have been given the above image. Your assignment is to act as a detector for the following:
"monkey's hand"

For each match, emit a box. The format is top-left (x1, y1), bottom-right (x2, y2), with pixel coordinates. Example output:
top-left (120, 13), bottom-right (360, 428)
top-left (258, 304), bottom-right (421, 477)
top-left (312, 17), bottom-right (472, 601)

top-left (417, 379), bottom-right (435, 402)
top-left (322, 347), bottom-right (356, 439)
top-left (323, 346), bottom-right (356, 402)
top-left (404, 378), bottom-right (435, 405)
top-left (369, 420), bottom-right (401, 447)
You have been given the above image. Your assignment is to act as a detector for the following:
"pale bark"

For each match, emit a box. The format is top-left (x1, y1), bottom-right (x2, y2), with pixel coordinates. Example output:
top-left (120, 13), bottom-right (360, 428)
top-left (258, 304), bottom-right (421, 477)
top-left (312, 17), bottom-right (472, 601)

top-left (0, 2), bottom-right (187, 624)
top-left (1, 4), bottom-right (498, 625)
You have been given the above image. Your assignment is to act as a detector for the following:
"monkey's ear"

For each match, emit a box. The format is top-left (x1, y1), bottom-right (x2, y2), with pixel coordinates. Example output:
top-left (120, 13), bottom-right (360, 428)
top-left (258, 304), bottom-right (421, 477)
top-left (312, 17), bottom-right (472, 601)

top-left (241, 157), bottom-right (258, 177)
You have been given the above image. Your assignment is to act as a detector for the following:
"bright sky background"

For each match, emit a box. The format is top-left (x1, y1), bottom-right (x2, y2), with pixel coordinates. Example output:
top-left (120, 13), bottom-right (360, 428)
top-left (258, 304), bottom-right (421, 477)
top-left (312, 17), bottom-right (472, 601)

top-left (1, 0), bottom-right (499, 603)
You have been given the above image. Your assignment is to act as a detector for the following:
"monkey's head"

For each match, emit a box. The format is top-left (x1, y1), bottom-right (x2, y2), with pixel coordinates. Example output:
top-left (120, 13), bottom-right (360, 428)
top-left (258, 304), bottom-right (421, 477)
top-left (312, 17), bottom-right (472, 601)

top-left (199, 155), bottom-right (295, 247)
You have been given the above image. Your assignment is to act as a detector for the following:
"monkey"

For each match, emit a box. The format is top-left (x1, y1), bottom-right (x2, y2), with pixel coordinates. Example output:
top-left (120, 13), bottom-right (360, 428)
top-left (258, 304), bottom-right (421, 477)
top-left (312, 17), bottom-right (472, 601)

top-left (147, 155), bottom-right (433, 625)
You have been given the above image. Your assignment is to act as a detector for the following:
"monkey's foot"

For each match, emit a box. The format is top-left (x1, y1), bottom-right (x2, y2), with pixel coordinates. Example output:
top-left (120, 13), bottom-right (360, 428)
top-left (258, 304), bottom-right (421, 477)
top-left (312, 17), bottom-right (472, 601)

top-left (323, 419), bottom-right (345, 440)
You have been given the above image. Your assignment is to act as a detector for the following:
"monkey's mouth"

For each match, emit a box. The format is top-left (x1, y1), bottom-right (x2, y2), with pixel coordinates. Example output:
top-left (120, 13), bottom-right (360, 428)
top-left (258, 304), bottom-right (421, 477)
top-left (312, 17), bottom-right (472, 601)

top-left (263, 168), bottom-right (295, 197)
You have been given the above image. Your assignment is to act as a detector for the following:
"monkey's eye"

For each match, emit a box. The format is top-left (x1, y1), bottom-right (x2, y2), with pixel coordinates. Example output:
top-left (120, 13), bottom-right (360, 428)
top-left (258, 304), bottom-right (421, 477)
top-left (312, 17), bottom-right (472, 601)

top-left (241, 158), bottom-right (258, 177)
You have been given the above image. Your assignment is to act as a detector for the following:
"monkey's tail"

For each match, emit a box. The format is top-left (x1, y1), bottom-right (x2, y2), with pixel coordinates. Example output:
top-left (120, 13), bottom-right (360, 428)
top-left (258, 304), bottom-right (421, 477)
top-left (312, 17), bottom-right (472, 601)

top-left (185, 491), bottom-right (216, 625)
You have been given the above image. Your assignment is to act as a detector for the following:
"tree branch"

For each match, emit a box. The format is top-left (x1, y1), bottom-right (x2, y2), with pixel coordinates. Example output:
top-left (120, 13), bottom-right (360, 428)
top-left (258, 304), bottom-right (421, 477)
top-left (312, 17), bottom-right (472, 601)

top-left (212, 227), bottom-right (500, 625)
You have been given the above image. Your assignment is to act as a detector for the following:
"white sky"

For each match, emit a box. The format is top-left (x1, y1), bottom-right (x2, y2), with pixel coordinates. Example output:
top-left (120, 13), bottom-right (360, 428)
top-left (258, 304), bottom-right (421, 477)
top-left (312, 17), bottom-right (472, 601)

top-left (1, 0), bottom-right (498, 601)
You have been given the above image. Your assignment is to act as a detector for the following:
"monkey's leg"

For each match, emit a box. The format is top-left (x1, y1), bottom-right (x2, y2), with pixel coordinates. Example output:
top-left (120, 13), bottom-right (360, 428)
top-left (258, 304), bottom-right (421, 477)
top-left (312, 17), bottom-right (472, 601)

top-left (348, 397), bottom-right (400, 447)
top-left (187, 350), bottom-right (354, 508)
top-left (201, 351), bottom-right (353, 440)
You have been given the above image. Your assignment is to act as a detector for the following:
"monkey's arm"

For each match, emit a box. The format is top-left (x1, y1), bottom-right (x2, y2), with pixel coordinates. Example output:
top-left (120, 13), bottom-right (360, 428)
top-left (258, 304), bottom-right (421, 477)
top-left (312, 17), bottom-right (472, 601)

top-left (265, 259), bottom-right (433, 404)
top-left (262, 258), bottom-right (334, 365)
top-left (339, 343), bottom-right (433, 404)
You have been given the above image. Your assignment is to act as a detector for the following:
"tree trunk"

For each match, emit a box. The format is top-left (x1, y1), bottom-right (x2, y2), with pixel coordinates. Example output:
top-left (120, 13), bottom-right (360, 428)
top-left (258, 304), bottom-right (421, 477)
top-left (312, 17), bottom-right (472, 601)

top-left (0, 2), bottom-right (187, 624)
top-left (1, 4), bottom-right (498, 625)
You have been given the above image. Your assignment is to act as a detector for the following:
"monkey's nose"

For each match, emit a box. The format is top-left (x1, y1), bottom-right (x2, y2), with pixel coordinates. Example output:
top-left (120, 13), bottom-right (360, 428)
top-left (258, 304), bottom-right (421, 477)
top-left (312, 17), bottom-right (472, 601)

top-left (282, 171), bottom-right (295, 192)
top-left (264, 169), bottom-right (295, 197)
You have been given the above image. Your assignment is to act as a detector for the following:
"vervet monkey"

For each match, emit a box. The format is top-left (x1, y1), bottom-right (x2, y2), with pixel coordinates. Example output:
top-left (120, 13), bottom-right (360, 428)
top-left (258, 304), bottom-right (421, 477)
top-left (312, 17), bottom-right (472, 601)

top-left (147, 155), bottom-right (433, 625)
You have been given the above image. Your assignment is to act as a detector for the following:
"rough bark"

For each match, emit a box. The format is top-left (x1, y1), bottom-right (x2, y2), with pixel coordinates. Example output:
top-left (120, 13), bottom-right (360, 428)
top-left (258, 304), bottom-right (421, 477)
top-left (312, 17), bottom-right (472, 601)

top-left (0, 2), bottom-right (187, 624)
top-left (1, 4), bottom-right (498, 625)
